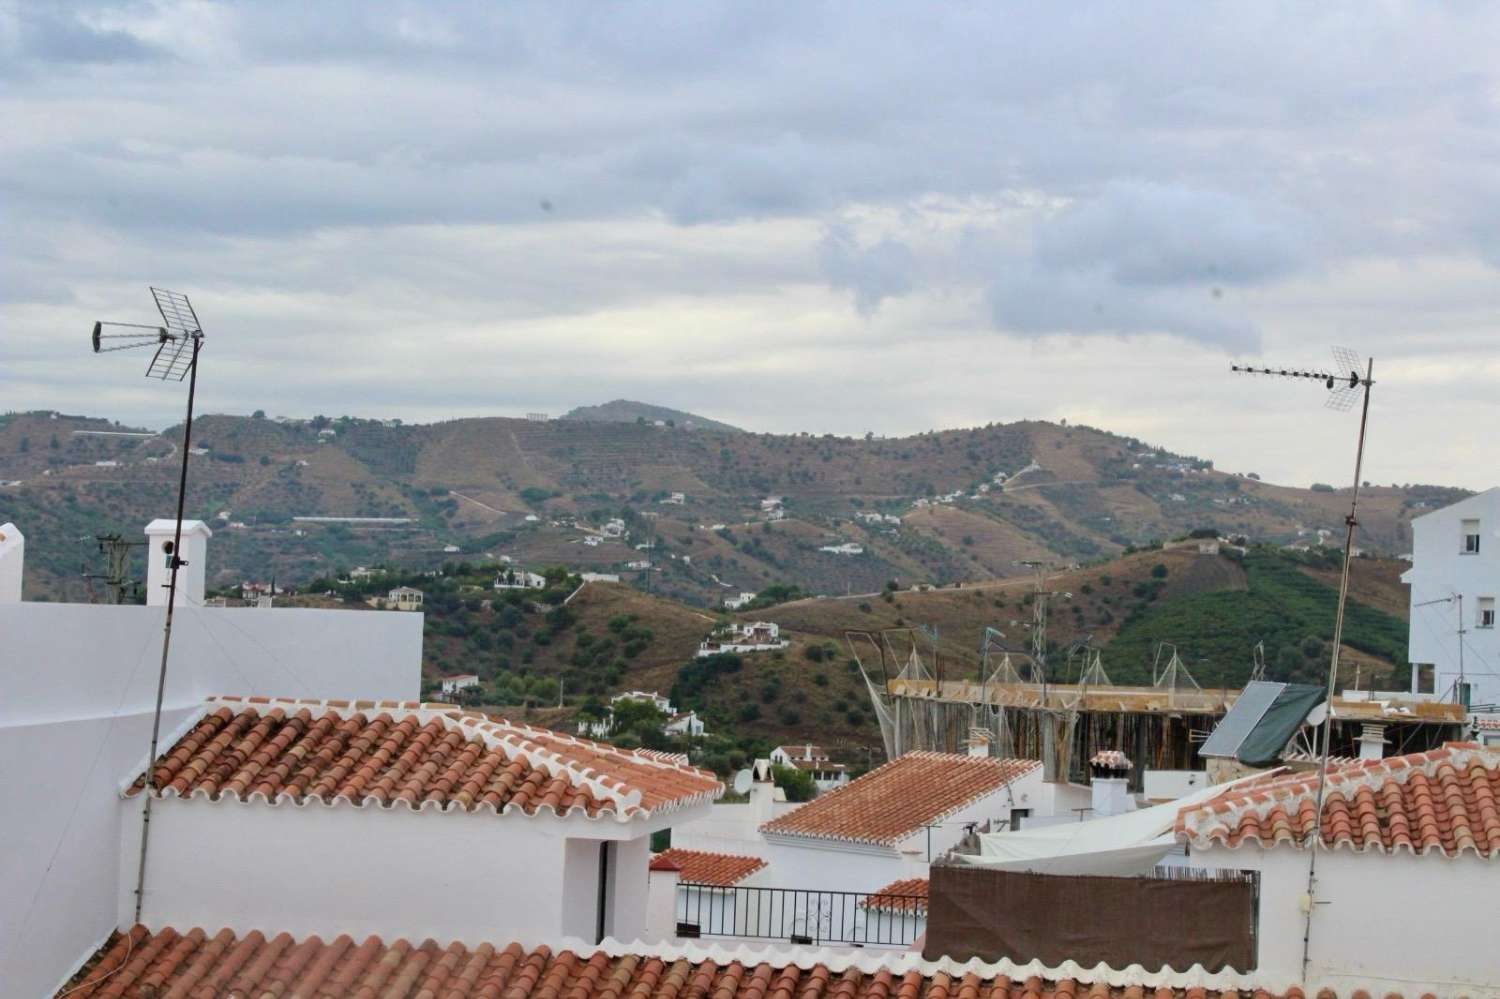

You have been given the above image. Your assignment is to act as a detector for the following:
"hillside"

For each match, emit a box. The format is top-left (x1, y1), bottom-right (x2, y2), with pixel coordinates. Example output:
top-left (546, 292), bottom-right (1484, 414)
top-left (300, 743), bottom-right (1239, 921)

top-left (0, 407), bottom-right (1467, 607)
top-left (274, 544), bottom-right (1412, 773)
top-left (560, 400), bottom-right (742, 433)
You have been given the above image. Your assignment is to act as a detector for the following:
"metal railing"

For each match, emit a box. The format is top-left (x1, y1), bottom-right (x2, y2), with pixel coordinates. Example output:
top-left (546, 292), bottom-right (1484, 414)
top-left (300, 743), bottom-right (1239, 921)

top-left (677, 884), bottom-right (925, 948)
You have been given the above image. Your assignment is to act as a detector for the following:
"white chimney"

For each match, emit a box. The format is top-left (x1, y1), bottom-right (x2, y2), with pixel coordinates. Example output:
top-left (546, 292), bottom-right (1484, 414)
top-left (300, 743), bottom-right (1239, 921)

top-left (1088, 750), bottom-right (1136, 817)
top-left (1357, 723), bottom-right (1387, 761)
top-left (144, 519), bottom-right (212, 607)
top-left (0, 523), bottom-right (23, 603)
top-left (750, 758), bottom-right (779, 823)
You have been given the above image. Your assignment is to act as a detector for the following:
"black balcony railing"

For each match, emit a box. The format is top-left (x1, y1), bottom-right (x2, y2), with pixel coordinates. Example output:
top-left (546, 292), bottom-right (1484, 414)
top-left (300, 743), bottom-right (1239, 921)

top-left (677, 884), bottom-right (926, 948)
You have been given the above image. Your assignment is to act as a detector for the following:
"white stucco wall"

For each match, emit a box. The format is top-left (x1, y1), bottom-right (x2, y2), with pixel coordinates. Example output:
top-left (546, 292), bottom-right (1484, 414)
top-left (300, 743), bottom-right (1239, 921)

top-left (0, 601), bottom-right (422, 999)
top-left (1405, 487), bottom-right (1500, 706)
top-left (119, 797), bottom-right (656, 947)
top-left (1195, 843), bottom-right (1499, 993)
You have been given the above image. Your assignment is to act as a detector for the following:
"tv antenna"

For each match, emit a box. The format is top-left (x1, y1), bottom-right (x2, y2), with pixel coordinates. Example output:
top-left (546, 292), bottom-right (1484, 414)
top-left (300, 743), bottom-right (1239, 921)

top-left (1231, 345), bottom-right (1373, 979)
top-left (92, 287), bottom-right (206, 924)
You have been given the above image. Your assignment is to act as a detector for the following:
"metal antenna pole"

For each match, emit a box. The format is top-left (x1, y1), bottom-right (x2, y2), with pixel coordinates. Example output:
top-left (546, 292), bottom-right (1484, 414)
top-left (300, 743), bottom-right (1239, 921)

top-left (1230, 348), bottom-right (1374, 984)
top-left (1300, 357), bottom-right (1373, 980)
top-left (91, 287), bottom-right (207, 925)
top-left (133, 334), bottom-right (201, 922)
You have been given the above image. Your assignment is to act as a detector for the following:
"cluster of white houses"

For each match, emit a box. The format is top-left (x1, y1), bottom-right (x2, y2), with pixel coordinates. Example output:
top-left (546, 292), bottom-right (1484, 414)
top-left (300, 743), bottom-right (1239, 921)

top-left (696, 620), bottom-right (789, 656)
top-left (5, 492), bottom-right (1500, 998)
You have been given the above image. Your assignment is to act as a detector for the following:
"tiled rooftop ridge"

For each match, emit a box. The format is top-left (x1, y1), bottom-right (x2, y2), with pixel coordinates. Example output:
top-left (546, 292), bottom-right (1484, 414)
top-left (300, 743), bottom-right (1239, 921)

top-left (760, 752), bottom-right (1040, 846)
top-left (860, 877), bottom-right (929, 914)
top-left (1178, 743), bottom-right (1500, 858)
top-left (129, 696), bottom-right (721, 821)
top-left (59, 925), bottom-right (1396, 999)
top-left (652, 848), bottom-right (767, 887)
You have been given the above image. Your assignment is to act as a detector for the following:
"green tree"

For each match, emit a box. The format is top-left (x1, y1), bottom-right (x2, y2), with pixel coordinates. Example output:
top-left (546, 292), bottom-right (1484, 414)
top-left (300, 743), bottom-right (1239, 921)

top-left (772, 764), bottom-right (816, 803)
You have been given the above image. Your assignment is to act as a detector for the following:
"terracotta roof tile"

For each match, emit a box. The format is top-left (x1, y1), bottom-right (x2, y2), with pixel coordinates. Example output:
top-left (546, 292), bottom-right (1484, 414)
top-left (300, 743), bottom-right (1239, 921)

top-left (57, 927), bottom-right (1395, 999)
top-left (129, 696), bottom-right (721, 821)
top-left (760, 752), bottom-right (1039, 846)
top-left (1178, 743), bottom-right (1500, 858)
top-left (860, 877), bottom-right (929, 914)
top-left (653, 848), bottom-right (767, 887)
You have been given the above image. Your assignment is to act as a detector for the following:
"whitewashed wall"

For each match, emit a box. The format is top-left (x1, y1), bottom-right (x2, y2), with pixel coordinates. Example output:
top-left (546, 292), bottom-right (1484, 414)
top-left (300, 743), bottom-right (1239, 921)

top-left (1195, 842), bottom-right (1498, 993)
top-left (1405, 487), bottom-right (1500, 705)
top-left (120, 797), bottom-right (658, 946)
top-left (0, 601), bottom-right (422, 999)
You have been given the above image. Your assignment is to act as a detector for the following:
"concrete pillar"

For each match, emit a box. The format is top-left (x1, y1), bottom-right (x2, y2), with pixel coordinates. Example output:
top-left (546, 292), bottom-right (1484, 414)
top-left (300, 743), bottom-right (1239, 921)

top-left (645, 855), bottom-right (682, 942)
top-left (144, 519), bottom-right (212, 607)
top-left (0, 523), bottom-right (23, 603)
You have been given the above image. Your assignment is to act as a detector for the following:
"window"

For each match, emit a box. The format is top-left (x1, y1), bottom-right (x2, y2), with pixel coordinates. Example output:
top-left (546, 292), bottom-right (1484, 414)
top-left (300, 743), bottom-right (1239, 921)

top-left (1479, 597), bottom-right (1495, 630)
top-left (1462, 519), bottom-right (1481, 554)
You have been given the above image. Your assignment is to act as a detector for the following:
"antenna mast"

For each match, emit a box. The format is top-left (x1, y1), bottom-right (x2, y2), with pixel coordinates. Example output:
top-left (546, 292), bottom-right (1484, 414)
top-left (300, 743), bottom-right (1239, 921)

top-left (92, 287), bottom-right (207, 924)
top-left (1232, 346), bottom-right (1374, 980)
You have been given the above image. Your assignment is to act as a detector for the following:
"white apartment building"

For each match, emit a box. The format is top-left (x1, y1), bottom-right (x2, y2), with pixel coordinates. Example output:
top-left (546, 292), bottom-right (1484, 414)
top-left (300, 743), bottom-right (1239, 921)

top-left (1402, 487), bottom-right (1500, 708)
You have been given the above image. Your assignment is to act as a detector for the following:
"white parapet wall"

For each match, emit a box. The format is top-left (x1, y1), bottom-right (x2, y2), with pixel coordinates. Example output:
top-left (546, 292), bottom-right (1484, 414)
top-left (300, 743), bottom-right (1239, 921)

top-left (0, 600), bottom-right (423, 999)
top-left (0, 522), bottom-right (22, 603)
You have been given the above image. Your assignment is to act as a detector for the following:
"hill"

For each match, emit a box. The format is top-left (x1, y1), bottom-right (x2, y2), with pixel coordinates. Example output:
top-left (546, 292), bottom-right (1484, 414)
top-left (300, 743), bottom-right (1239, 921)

top-left (0, 407), bottom-right (1467, 608)
top-left (272, 543), bottom-right (1411, 774)
top-left (560, 399), bottom-right (742, 433)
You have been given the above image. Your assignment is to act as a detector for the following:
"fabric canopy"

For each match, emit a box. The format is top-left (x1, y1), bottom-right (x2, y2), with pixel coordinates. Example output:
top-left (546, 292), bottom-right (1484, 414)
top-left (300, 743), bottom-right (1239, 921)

top-left (955, 775), bottom-right (1263, 877)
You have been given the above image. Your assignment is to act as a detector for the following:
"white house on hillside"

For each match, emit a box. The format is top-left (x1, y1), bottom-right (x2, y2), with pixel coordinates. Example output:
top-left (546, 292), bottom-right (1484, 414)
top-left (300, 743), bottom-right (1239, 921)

top-left (386, 585), bottom-right (424, 611)
top-left (495, 568), bottom-right (547, 590)
top-left (579, 690), bottom-right (706, 739)
top-left (696, 621), bottom-right (788, 657)
top-left (1402, 487), bottom-right (1500, 708)
top-left (769, 744), bottom-right (851, 792)
top-left (440, 673), bottom-right (480, 696)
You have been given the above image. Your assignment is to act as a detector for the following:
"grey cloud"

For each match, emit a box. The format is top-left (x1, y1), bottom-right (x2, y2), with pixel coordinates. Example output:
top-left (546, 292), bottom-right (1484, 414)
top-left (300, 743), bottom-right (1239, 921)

top-left (1036, 184), bottom-right (1306, 287)
top-left (988, 265), bottom-right (1261, 353)
top-left (818, 224), bottom-right (915, 316)
top-left (6, 5), bottom-right (163, 66)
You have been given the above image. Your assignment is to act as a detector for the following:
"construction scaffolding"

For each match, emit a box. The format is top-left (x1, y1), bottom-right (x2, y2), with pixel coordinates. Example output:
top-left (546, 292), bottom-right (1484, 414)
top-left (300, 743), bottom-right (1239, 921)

top-left (848, 628), bottom-right (1467, 789)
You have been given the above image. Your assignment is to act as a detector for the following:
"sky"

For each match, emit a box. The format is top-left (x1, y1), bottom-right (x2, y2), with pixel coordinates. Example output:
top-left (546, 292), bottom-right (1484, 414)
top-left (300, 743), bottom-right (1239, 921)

top-left (3, 2), bottom-right (1499, 490)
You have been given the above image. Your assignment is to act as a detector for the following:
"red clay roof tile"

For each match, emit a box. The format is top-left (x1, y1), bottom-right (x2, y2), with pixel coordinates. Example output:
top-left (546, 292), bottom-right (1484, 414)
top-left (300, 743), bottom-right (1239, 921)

top-left (130, 697), bottom-right (720, 820)
top-left (860, 877), bottom-right (929, 914)
top-left (1178, 743), bottom-right (1500, 858)
top-left (760, 752), bottom-right (1039, 846)
top-left (653, 848), bottom-right (767, 886)
top-left (56, 927), bottom-right (1389, 999)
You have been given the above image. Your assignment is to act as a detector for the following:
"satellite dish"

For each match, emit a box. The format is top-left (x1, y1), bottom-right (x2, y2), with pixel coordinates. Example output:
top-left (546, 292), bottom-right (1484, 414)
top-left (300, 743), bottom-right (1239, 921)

top-left (732, 769), bottom-right (753, 795)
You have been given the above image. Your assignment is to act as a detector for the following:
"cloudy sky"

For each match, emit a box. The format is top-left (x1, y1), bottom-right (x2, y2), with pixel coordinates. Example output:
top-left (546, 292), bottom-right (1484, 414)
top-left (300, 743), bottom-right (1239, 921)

top-left (4, 3), bottom-right (1498, 489)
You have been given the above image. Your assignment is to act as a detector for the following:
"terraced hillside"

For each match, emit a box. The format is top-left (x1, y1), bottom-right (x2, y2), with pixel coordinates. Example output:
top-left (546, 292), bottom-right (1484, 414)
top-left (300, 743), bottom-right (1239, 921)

top-left (0, 407), bottom-right (1466, 605)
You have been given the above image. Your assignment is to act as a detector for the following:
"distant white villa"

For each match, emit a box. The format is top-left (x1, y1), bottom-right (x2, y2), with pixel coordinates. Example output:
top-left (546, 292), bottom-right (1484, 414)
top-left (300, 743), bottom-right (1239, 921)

top-left (494, 568), bottom-right (546, 590)
top-left (697, 621), bottom-right (788, 657)
top-left (439, 673), bottom-right (480, 696)
top-left (818, 542), bottom-right (864, 556)
top-left (384, 586), bottom-right (424, 611)
top-left (578, 690), bottom-right (707, 739)
top-left (723, 591), bottom-right (758, 611)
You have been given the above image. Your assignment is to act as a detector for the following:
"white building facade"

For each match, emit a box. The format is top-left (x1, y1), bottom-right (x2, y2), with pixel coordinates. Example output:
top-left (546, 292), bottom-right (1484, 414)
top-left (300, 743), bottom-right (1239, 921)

top-left (1402, 487), bottom-right (1500, 707)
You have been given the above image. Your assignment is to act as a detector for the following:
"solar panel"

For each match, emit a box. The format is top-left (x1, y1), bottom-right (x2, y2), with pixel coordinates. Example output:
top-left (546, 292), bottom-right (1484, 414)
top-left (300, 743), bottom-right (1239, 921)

top-left (1198, 680), bottom-right (1286, 759)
